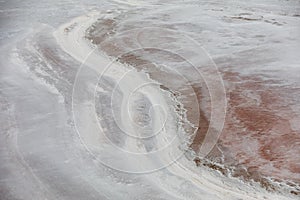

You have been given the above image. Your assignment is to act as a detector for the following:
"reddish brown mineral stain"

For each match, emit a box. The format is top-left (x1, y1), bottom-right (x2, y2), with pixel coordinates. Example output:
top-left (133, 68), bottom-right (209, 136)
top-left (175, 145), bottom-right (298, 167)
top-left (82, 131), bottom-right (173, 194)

top-left (218, 71), bottom-right (300, 186)
top-left (87, 19), bottom-right (300, 193)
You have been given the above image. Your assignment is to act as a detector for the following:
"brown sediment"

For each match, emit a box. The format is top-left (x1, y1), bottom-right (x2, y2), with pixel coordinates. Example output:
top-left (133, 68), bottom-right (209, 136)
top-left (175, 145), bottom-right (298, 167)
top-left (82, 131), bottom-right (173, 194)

top-left (86, 15), bottom-right (300, 195)
top-left (86, 18), bottom-right (117, 44)
top-left (291, 190), bottom-right (300, 195)
top-left (120, 53), bottom-right (204, 138)
top-left (189, 84), bottom-right (210, 152)
top-left (234, 107), bottom-right (277, 132)
top-left (214, 70), bottom-right (300, 194)
top-left (188, 68), bottom-right (300, 194)
top-left (230, 16), bottom-right (263, 21)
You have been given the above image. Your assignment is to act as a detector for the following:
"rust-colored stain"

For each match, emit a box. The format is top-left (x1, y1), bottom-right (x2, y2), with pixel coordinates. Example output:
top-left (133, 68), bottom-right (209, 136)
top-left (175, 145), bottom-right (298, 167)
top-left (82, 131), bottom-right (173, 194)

top-left (87, 21), bottom-right (300, 193)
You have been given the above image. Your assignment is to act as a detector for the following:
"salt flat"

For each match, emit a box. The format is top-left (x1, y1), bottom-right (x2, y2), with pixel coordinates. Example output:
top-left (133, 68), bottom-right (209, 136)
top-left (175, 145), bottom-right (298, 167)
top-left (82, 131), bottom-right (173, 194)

top-left (0, 0), bottom-right (299, 199)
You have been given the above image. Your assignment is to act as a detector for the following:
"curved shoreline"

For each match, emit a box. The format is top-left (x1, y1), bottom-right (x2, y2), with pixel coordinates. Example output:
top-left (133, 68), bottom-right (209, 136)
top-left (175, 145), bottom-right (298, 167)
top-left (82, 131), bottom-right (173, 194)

top-left (82, 8), bottom-right (300, 197)
top-left (53, 11), bottom-right (296, 199)
top-left (1, 0), bottom-right (299, 199)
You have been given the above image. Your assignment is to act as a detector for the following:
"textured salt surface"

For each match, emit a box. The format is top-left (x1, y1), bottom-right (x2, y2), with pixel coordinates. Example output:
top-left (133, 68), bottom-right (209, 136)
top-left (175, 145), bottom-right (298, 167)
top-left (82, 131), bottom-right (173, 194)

top-left (85, 0), bottom-right (300, 196)
top-left (1, 0), bottom-right (299, 199)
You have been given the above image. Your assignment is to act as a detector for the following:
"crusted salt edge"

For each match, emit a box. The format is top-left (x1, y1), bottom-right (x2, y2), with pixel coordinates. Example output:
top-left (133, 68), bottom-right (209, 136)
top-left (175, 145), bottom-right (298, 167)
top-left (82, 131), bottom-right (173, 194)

top-left (81, 12), bottom-right (295, 197)
top-left (83, 15), bottom-right (196, 149)
top-left (85, 15), bottom-right (299, 199)
top-left (10, 46), bottom-right (65, 104)
top-left (84, 12), bottom-right (298, 199)
top-left (53, 11), bottom-right (297, 200)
